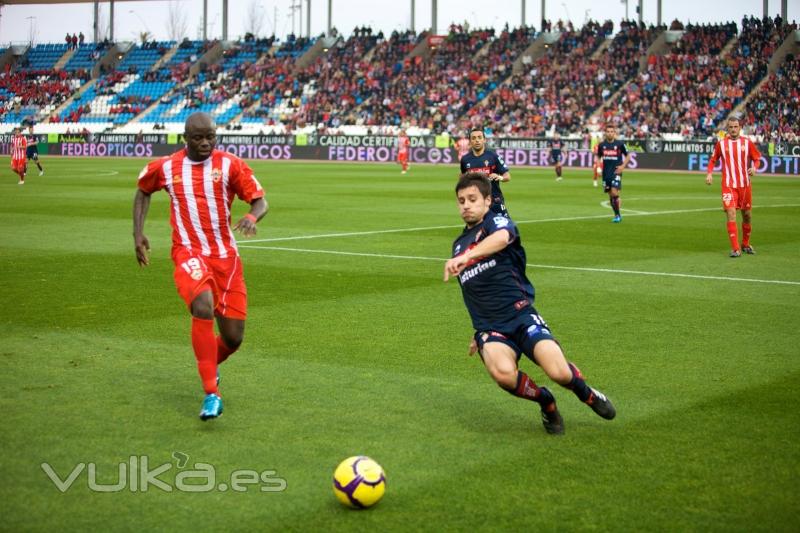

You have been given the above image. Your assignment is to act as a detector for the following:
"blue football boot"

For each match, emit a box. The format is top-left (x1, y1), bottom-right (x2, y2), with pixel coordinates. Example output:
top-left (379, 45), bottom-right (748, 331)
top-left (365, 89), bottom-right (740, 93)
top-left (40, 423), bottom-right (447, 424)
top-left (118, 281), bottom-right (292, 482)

top-left (199, 393), bottom-right (223, 421)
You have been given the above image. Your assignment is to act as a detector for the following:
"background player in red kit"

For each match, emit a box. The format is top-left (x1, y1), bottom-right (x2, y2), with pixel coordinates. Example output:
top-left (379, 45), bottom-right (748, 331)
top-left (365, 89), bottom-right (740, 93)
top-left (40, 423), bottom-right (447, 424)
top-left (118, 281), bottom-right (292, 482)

top-left (133, 112), bottom-right (268, 420)
top-left (454, 133), bottom-right (470, 160)
top-left (10, 127), bottom-right (27, 184)
top-left (397, 129), bottom-right (410, 174)
top-left (706, 116), bottom-right (761, 257)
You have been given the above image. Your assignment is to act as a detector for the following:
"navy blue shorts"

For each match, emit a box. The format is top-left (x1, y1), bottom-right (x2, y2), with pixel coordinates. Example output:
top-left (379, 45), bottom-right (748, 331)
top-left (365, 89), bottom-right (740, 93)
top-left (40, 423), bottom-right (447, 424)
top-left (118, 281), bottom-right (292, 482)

top-left (26, 147), bottom-right (38, 160)
top-left (550, 152), bottom-right (562, 165)
top-left (474, 310), bottom-right (556, 363)
top-left (603, 174), bottom-right (622, 192)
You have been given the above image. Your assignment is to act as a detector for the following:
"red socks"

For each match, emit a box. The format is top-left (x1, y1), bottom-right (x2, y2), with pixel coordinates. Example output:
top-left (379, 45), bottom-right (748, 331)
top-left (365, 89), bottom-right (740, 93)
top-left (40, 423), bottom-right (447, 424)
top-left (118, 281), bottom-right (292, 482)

top-left (191, 317), bottom-right (218, 394)
top-left (727, 221), bottom-right (740, 251)
top-left (742, 223), bottom-right (751, 247)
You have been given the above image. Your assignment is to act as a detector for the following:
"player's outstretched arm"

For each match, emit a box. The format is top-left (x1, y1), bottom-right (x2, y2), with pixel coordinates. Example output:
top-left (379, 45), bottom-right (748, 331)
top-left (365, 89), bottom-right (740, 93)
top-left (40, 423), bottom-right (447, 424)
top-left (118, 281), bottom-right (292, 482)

top-left (233, 197), bottom-right (268, 237)
top-left (444, 229), bottom-right (511, 281)
top-left (133, 189), bottom-right (152, 267)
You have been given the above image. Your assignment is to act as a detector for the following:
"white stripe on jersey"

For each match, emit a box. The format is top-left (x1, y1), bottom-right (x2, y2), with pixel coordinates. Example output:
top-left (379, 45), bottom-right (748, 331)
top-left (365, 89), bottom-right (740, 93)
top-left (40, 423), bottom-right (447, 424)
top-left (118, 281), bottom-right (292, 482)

top-left (742, 139), bottom-right (749, 187)
top-left (163, 159), bottom-right (193, 250)
top-left (181, 158), bottom-right (211, 256)
top-left (725, 139), bottom-right (735, 188)
top-left (202, 158), bottom-right (228, 259)
top-left (221, 156), bottom-right (238, 255)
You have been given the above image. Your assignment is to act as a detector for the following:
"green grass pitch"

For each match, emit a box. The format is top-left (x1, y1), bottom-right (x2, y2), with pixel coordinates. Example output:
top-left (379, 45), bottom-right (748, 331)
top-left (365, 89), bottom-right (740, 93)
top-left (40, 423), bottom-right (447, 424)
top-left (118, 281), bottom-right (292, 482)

top-left (1, 158), bottom-right (799, 531)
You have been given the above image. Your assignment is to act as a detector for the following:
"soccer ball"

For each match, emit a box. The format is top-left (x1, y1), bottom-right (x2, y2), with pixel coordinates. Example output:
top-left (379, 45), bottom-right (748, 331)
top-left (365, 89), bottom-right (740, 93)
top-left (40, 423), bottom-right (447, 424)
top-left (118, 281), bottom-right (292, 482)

top-left (332, 456), bottom-right (386, 509)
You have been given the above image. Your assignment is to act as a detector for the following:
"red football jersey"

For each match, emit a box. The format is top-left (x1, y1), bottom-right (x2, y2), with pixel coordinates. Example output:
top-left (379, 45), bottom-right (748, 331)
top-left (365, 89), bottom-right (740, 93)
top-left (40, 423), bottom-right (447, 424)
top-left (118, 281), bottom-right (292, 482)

top-left (137, 149), bottom-right (265, 259)
top-left (708, 136), bottom-right (761, 188)
top-left (10, 134), bottom-right (27, 162)
top-left (455, 138), bottom-right (470, 159)
top-left (398, 135), bottom-right (410, 155)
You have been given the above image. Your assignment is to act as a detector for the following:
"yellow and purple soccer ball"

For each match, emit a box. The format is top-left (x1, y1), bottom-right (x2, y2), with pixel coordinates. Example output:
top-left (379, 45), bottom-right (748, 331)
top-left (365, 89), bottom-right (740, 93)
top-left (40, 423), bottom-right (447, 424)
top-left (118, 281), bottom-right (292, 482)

top-left (332, 456), bottom-right (386, 509)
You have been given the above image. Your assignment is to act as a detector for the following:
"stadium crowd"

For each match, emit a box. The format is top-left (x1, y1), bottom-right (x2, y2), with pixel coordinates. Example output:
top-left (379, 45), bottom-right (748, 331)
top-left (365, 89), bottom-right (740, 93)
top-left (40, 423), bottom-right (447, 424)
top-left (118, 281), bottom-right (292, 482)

top-left (468, 20), bottom-right (658, 136)
top-left (1, 15), bottom-right (798, 141)
top-left (744, 54), bottom-right (799, 142)
top-left (603, 16), bottom-right (796, 139)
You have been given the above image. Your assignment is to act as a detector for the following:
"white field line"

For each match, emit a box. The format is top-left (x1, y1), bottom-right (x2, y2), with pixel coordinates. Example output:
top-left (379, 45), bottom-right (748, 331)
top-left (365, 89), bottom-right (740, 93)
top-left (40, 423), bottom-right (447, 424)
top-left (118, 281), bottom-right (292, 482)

top-left (237, 245), bottom-right (800, 286)
top-left (599, 200), bottom-right (649, 214)
top-left (246, 204), bottom-right (800, 244)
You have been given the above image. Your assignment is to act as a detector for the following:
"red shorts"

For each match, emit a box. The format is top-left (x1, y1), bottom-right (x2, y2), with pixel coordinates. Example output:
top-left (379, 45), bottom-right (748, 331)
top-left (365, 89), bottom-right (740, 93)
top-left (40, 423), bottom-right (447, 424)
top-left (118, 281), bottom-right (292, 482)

top-left (11, 158), bottom-right (26, 172)
top-left (397, 152), bottom-right (408, 163)
top-left (172, 247), bottom-right (247, 319)
top-left (721, 185), bottom-right (752, 211)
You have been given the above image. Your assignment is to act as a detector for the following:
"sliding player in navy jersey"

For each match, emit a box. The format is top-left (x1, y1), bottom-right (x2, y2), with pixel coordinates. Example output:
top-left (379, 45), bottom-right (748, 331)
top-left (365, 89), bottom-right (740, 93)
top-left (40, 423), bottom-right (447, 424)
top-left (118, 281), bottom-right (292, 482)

top-left (459, 127), bottom-right (510, 216)
top-left (444, 173), bottom-right (616, 435)
top-left (550, 132), bottom-right (563, 181)
top-left (595, 124), bottom-right (632, 222)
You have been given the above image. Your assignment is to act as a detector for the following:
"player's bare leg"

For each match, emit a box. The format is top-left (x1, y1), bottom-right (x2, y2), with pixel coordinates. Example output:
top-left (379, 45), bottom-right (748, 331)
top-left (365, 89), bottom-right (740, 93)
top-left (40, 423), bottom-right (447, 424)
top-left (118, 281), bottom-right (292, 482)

top-left (216, 314), bottom-right (243, 370)
top-left (191, 290), bottom-right (223, 420)
top-left (555, 162), bottom-right (563, 181)
top-left (741, 209), bottom-right (754, 254)
top-left (480, 341), bottom-right (563, 434)
top-left (725, 207), bottom-right (741, 257)
top-left (532, 339), bottom-right (616, 420)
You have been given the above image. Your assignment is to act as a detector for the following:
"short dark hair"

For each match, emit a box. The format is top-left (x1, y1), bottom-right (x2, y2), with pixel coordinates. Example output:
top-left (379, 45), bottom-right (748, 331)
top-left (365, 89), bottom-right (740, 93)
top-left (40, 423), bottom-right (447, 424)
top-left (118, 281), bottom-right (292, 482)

top-left (468, 127), bottom-right (485, 138)
top-left (456, 172), bottom-right (491, 197)
top-left (604, 123), bottom-right (616, 130)
top-left (727, 115), bottom-right (741, 124)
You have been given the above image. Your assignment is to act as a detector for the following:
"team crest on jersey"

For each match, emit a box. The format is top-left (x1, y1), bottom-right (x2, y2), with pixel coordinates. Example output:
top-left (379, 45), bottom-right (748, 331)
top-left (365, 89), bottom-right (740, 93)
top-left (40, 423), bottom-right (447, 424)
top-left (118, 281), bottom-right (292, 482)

top-left (493, 216), bottom-right (509, 228)
top-left (172, 173), bottom-right (182, 184)
top-left (211, 169), bottom-right (222, 183)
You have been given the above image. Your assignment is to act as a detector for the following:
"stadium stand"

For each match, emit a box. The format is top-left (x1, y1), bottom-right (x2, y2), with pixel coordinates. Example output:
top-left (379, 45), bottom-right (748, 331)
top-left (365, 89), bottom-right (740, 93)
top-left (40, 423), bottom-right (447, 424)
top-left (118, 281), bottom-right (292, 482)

top-left (293, 31), bottom-right (382, 128)
top-left (602, 17), bottom-right (796, 139)
top-left (1, 16), bottom-right (797, 141)
top-left (143, 39), bottom-right (275, 126)
top-left (466, 19), bottom-right (639, 136)
top-left (17, 43), bottom-right (69, 71)
top-left (62, 42), bottom-right (110, 72)
top-left (1, 69), bottom-right (89, 123)
top-left (744, 54), bottom-right (799, 142)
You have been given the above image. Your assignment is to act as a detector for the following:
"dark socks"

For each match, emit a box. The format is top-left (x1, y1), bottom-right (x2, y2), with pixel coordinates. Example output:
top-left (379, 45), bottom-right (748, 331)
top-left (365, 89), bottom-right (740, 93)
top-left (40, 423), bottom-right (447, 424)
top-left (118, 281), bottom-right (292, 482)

top-left (610, 196), bottom-right (620, 216)
top-left (504, 371), bottom-right (555, 408)
top-left (562, 362), bottom-right (592, 403)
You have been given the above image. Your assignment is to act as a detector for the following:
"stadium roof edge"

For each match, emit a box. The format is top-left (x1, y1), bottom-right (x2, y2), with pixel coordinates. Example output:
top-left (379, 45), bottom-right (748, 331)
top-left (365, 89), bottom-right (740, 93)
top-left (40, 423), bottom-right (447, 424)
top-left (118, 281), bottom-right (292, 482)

top-left (0, 1), bottom-right (149, 4)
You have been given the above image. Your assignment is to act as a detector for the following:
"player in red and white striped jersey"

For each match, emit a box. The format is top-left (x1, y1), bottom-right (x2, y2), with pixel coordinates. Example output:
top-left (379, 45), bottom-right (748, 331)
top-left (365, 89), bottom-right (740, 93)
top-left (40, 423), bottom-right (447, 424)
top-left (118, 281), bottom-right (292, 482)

top-left (133, 112), bottom-right (268, 420)
top-left (705, 116), bottom-right (761, 257)
top-left (397, 130), bottom-right (410, 174)
top-left (454, 134), bottom-right (470, 160)
top-left (10, 128), bottom-right (28, 184)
